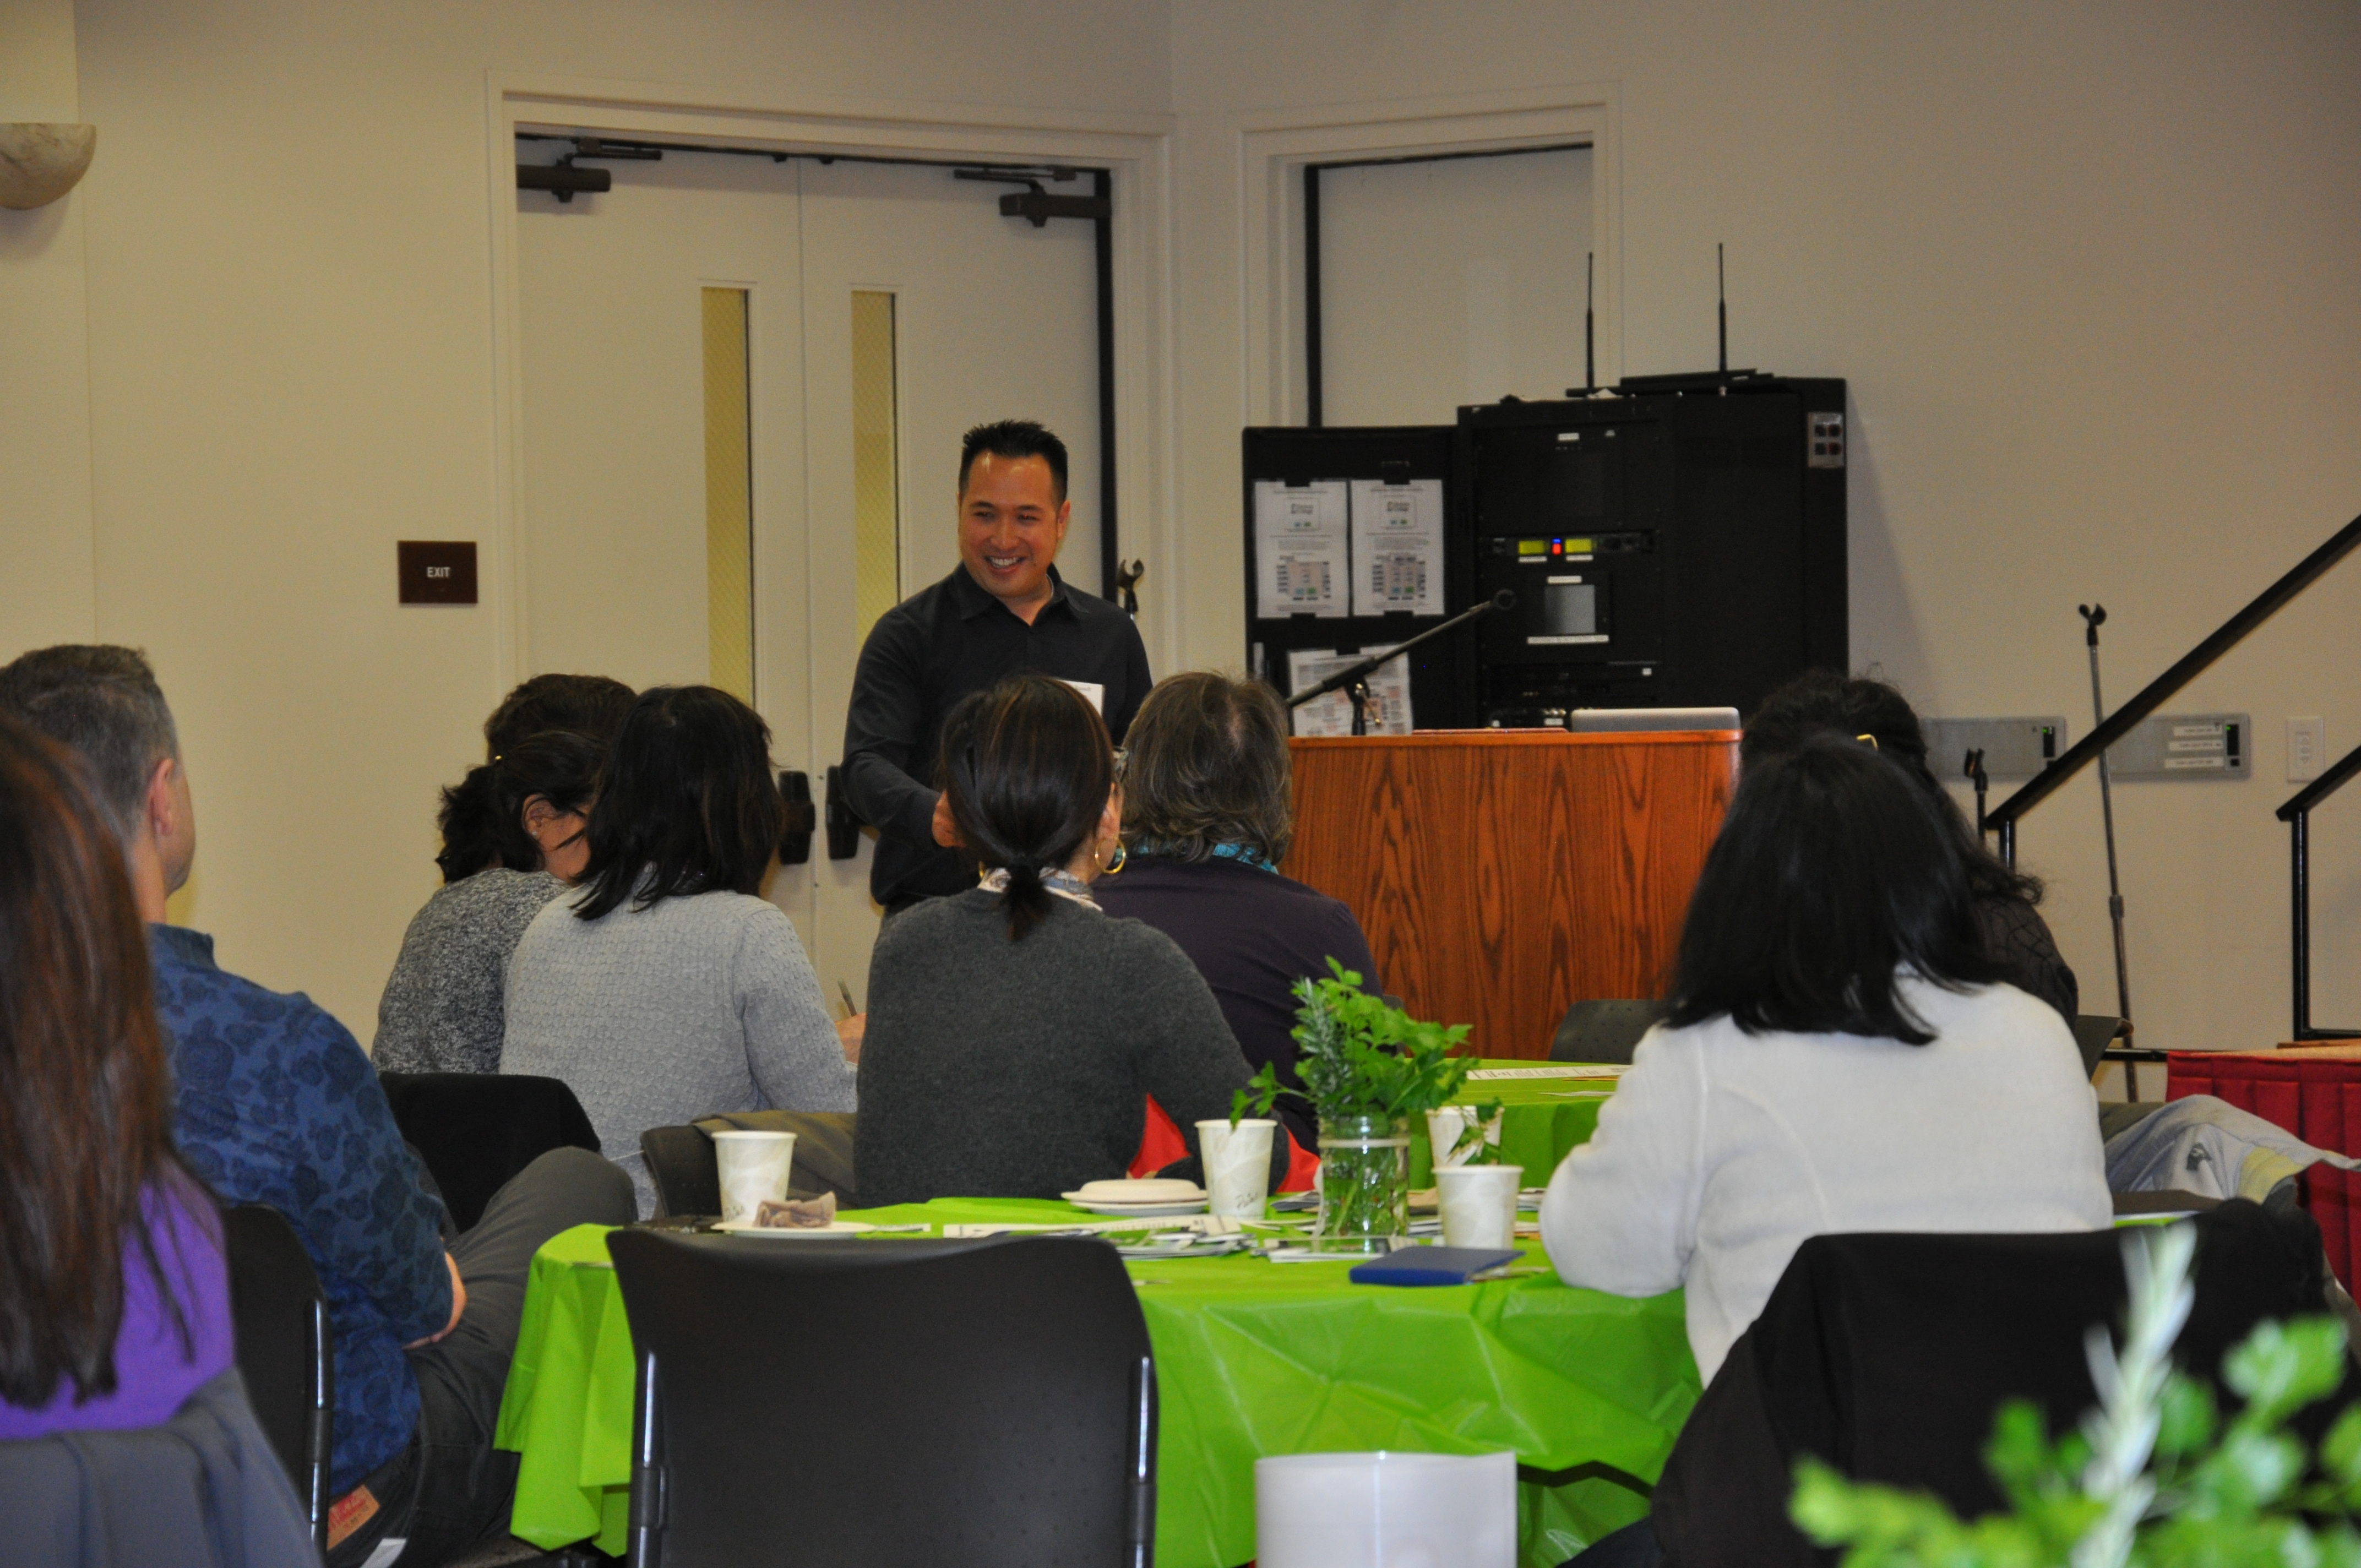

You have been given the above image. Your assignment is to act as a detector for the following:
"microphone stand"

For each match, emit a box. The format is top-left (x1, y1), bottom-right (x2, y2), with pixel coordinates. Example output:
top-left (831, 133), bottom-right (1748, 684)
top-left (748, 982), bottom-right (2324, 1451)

top-left (1285, 590), bottom-right (1517, 733)
top-left (2080, 602), bottom-right (2134, 1040)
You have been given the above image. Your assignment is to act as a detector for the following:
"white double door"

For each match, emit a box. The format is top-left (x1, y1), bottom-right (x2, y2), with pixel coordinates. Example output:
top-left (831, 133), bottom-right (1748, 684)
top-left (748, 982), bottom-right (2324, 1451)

top-left (516, 151), bottom-right (1101, 999)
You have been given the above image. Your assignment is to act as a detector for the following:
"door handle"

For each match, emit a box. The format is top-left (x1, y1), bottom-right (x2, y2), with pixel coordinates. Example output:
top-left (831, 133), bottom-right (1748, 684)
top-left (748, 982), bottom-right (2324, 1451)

top-left (777, 771), bottom-right (817, 864)
top-left (825, 765), bottom-right (866, 861)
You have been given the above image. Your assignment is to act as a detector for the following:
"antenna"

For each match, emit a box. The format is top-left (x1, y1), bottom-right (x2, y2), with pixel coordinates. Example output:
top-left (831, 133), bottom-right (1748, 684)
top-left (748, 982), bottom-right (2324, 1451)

top-left (1716, 243), bottom-right (1727, 374)
top-left (1582, 251), bottom-right (1596, 393)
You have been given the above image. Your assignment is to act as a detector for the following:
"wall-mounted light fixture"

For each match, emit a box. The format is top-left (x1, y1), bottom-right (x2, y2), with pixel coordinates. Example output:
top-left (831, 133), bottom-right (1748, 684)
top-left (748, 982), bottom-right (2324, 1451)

top-left (0, 123), bottom-right (96, 210)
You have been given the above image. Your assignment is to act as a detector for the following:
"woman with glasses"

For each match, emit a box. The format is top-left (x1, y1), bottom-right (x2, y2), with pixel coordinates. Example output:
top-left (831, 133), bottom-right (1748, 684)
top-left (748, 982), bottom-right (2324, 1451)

top-left (1092, 671), bottom-right (1378, 1157)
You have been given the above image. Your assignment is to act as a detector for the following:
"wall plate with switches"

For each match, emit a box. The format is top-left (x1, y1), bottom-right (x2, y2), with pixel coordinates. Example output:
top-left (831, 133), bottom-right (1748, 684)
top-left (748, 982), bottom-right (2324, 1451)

top-left (2102, 713), bottom-right (2251, 781)
top-left (2288, 717), bottom-right (2327, 783)
top-left (1921, 717), bottom-right (2069, 780)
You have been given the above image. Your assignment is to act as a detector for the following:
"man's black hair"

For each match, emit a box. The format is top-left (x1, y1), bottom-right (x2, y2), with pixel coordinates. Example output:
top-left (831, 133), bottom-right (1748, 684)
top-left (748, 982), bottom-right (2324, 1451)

top-left (1665, 731), bottom-right (2005, 1045)
top-left (958, 420), bottom-right (1069, 503)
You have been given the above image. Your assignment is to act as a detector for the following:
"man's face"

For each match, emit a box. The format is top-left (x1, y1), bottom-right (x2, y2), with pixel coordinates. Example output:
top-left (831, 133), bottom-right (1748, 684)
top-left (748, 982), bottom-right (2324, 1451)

top-left (958, 452), bottom-right (1070, 608)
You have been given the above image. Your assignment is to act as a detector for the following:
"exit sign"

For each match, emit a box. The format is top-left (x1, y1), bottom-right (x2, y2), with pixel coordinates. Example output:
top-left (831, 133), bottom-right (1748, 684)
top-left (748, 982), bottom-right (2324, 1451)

top-left (398, 541), bottom-right (478, 605)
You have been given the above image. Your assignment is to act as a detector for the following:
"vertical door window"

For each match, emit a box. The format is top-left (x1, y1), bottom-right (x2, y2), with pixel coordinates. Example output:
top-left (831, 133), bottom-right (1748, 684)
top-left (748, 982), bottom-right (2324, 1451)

top-left (850, 289), bottom-right (901, 643)
top-left (703, 286), bottom-right (756, 703)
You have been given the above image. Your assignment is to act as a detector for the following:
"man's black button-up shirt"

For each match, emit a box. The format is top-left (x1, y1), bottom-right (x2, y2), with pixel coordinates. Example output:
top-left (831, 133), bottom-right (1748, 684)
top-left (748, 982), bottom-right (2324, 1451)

top-left (841, 564), bottom-right (1152, 906)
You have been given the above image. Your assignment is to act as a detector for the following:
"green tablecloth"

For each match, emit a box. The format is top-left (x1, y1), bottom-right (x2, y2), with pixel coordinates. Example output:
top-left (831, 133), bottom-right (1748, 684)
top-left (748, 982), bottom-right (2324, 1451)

top-left (493, 1064), bottom-right (1689, 1568)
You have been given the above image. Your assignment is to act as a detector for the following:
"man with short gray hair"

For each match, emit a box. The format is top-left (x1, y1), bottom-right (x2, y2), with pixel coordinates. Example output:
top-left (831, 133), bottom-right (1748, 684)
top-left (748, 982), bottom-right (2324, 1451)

top-left (0, 645), bottom-right (195, 910)
top-left (0, 644), bottom-right (635, 1568)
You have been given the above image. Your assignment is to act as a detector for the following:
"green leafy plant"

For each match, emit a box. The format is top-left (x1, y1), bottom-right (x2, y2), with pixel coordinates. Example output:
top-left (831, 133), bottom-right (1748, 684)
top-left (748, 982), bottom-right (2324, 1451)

top-left (1789, 1221), bottom-right (2361, 1568)
top-left (1287, 958), bottom-right (1475, 1124)
top-left (1448, 1101), bottom-right (1508, 1166)
top-left (1231, 1060), bottom-right (1282, 1128)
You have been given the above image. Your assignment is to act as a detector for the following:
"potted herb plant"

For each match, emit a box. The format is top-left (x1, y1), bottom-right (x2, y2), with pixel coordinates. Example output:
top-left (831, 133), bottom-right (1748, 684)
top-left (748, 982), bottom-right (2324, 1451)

top-left (1237, 959), bottom-right (1475, 1254)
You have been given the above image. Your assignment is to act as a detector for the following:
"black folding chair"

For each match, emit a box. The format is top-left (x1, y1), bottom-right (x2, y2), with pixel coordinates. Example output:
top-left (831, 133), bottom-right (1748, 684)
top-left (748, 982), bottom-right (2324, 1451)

top-left (219, 1204), bottom-right (334, 1553)
top-left (1647, 1200), bottom-right (2346, 1568)
top-left (606, 1232), bottom-right (1157, 1567)
top-left (1548, 999), bottom-right (1667, 1065)
top-left (377, 1071), bottom-right (600, 1231)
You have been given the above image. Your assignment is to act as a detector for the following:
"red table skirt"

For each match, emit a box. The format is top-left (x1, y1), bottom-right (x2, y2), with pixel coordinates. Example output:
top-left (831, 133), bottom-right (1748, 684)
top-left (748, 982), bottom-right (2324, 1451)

top-left (2167, 1048), bottom-right (2361, 1286)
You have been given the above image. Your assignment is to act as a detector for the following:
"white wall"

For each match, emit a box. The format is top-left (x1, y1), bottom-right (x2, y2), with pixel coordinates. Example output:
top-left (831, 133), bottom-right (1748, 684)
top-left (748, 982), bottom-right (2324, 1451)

top-left (15, 0), bottom-right (2360, 1059)
top-left (1166, 1), bottom-right (2361, 1059)
top-left (39, 0), bottom-right (1173, 1033)
top-left (0, 0), bottom-right (96, 649)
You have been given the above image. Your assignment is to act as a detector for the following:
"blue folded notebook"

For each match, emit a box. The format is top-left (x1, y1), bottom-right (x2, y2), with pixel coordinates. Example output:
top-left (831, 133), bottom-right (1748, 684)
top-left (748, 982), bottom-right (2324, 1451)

top-left (1348, 1246), bottom-right (1524, 1286)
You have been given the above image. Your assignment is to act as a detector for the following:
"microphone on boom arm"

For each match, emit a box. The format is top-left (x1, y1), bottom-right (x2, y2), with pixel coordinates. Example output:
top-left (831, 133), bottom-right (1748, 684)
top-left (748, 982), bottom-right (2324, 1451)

top-left (1285, 589), bottom-right (1519, 734)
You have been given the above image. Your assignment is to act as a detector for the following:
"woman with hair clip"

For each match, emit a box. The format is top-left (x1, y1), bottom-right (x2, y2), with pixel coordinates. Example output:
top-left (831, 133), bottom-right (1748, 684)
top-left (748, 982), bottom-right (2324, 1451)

top-left (853, 672), bottom-right (1268, 1208)
top-left (0, 711), bottom-right (313, 1558)
top-left (373, 727), bottom-right (606, 1074)
top-left (1743, 669), bottom-right (2079, 1021)
top-left (1541, 732), bottom-right (2110, 1393)
top-left (503, 687), bottom-right (854, 1217)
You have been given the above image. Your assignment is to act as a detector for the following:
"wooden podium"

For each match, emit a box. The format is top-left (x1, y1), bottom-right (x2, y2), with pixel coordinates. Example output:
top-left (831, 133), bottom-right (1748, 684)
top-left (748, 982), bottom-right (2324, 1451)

top-left (1283, 729), bottom-right (1739, 1060)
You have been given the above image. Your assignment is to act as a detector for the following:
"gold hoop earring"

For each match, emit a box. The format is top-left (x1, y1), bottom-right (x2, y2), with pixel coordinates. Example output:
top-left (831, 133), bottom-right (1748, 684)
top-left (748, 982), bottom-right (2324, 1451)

top-left (1102, 841), bottom-right (1128, 875)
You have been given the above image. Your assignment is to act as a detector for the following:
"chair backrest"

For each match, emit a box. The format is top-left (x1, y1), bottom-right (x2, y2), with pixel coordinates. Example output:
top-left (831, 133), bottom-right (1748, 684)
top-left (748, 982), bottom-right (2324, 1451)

top-left (607, 1232), bottom-right (1156, 1568)
top-left (2071, 1014), bottom-right (2126, 1080)
top-left (376, 1071), bottom-right (600, 1231)
top-left (218, 1204), bottom-right (334, 1551)
top-left (1650, 1201), bottom-right (2343, 1568)
top-left (638, 1126), bottom-right (721, 1220)
top-left (1548, 999), bottom-right (1667, 1065)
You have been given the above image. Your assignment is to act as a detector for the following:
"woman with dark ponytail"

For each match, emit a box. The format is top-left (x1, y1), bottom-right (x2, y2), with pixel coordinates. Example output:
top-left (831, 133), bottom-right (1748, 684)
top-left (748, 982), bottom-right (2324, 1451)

top-left (373, 728), bottom-right (606, 1073)
top-left (853, 673), bottom-right (1265, 1206)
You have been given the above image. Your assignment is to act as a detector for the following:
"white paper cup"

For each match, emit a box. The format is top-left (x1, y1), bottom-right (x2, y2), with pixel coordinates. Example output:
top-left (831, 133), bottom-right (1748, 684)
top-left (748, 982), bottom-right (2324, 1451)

top-left (1256, 1450), bottom-right (1517, 1568)
top-left (1435, 1163), bottom-right (1522, 1250)
top-left (710, 1130), bottom-right (797, 1224)
top-left (1426, 1106), bottom-right (1503, 1172)
top-left (1198, 1118), bottom-right (1276, 1219)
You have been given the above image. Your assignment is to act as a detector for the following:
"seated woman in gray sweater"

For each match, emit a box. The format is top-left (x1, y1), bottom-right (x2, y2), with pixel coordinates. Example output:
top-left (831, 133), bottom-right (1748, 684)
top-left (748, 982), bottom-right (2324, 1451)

top-left (503, 686), bottom-right (856, 1215)
top-left (854, 672), bottom-right (1264, 1207)
top-left (373, 727), bottom-right (606, 1073)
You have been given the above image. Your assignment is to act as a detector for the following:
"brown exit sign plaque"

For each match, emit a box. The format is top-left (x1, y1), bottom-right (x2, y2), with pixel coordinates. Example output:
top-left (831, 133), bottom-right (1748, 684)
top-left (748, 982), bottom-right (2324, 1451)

top-left (398, 541), bottom-right (478, 605)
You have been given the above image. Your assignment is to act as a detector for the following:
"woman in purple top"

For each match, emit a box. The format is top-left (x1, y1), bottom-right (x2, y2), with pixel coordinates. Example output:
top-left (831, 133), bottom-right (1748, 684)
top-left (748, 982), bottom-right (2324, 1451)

top-left (0, 712), bottom-right (233, 1438)
top-left (1093, 672), bottom-right (1381, 1155)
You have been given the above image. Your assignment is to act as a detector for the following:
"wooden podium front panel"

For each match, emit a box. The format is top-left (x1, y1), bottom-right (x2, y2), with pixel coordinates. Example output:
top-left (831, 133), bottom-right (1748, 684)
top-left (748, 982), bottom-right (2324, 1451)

top-left (1284, 731), bottom-right (1738, 1060)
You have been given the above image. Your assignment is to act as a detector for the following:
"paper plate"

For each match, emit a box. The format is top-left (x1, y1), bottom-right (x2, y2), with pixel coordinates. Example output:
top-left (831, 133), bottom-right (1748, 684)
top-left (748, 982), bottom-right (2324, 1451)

top-left (711, 1219), bottom-right (877, 1237)
top-left (1069, 1199), bottom-right (1209, 1218)
top-left (1064, 1178), bottom-right (1206, 1204)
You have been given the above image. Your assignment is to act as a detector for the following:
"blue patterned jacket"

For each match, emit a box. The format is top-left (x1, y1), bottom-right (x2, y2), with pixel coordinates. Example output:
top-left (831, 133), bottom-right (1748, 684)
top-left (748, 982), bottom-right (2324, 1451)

top-left (149, 925), bottom-right (452, 1493)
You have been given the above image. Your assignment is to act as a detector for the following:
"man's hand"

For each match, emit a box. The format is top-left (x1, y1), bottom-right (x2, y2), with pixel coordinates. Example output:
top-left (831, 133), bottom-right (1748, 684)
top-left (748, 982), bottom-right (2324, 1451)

top-left (405, 1253), bottom-right (466, 1348)
top-left (931, 791), bottom-right (959, 847)
top-left (836, 1012), bottom-right (866, 1065)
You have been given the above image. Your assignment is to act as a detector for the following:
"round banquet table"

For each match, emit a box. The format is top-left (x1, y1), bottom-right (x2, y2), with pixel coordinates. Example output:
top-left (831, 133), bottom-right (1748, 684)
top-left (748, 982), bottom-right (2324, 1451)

top-left (492, 1065), bottom-right (1698, 1568)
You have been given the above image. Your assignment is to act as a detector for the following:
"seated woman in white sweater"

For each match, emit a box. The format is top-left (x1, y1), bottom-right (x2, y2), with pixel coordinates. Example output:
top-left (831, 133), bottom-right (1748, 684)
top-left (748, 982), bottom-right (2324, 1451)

top-left (502, 685), bottom-right (856, 1215)
top-left (1540, 731), bottom-right (2110, 1389)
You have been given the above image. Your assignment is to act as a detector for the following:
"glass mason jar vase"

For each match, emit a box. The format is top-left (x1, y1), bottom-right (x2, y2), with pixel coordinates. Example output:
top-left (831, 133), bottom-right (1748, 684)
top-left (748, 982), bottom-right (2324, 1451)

top-left (1315, 1113), bottom-right (1412, 1254)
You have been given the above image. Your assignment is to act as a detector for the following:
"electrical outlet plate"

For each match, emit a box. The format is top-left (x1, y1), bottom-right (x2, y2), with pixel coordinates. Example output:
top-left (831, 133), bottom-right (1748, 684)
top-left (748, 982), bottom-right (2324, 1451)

top-left (1922, 717), bottom-right (2070, 780)
top-left (2103, 713), bottom-right (2251, 781)
top-left (2289, 716), bottom-right (2326, 783)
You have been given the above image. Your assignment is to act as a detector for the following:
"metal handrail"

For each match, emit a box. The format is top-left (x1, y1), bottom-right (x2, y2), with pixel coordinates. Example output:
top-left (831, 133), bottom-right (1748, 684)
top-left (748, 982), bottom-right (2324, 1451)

top-left (2277, 738), bottom-right (2361, 1041)
top-left (1984, 513), bottom-right (2361, 864)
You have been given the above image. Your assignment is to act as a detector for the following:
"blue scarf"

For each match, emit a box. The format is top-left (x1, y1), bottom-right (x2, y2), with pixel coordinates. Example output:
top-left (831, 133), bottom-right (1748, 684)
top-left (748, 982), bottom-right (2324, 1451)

top-left (1209, 843), bottom-right (1280, 874)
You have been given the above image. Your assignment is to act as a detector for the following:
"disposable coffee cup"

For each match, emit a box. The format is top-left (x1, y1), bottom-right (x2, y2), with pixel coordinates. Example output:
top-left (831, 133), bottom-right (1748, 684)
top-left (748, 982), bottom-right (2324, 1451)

top-left (710, 1130), bottom-right (797, 1225)
top-left (1435, 1163), bottom-right (1523, 1250)
top-left (1198, 1118), bottom-right (1276, 1219)
top-left (1426, 1105), bottom-right (1503, 1172)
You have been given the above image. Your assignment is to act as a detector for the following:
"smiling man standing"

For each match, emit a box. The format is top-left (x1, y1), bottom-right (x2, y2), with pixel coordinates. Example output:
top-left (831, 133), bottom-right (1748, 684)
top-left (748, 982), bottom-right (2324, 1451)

top-left (843, 420), bottom-right (1152, 916)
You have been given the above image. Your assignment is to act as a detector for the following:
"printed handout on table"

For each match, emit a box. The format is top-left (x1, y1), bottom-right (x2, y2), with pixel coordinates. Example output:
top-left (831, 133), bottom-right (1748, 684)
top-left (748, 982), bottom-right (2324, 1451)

top-left (1287, 646), bottom-right (1413, 738)
top-left (1253, 480), bottom-right (1349, 619)
top-left (1349, 478), bottom-right (1445, 618)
